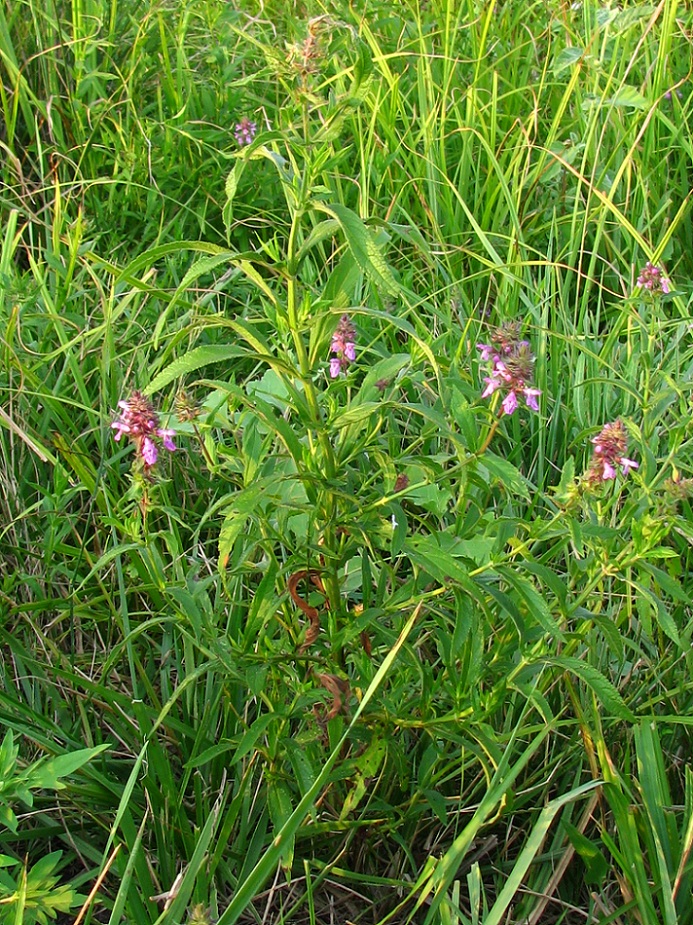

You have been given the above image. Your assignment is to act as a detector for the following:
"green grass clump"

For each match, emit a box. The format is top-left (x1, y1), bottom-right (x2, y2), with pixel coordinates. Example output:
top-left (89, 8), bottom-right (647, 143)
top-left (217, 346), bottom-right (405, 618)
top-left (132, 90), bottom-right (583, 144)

top-left (2, 0), bottom-right (693, 923)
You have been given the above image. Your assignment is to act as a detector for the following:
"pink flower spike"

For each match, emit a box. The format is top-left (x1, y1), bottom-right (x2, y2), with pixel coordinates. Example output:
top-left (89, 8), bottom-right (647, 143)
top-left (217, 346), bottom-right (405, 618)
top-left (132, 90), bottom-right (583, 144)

top-left (620, 457), bottom-right (639, 474)
top-left (502, 390), bottom-right (518, 416)
top-left (142, 437), bottom-right (158, 467)
top-left (524, 387), bottom-right (541, 411)
top-left (330, 357), bottom-right (342, 378)
top-left (234, 117), bottom-right (257, 146)
top-left (477, 324), bottom-right (539, 417)
top-left (158, 428), bottom-right (176, 452)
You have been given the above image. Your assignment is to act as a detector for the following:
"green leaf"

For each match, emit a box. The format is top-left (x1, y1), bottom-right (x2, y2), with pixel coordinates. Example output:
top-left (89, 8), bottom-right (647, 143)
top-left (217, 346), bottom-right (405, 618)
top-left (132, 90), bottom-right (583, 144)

top-left (631, 581), bottom-right (681, 647)
top-left (553, 46), bottom-right (585, 75)
top-left (223, 162), bottom-right (245, 231)
top-left (351, 40), bottom-right (374, 101)
top-left (545, 656), bottom-right (635, 721)
top-left (606, 86), bottom-right (649, 109)
top-left (562, 819), bottom-right (608, 883)
top-left (478, 453), bottom-right (531, 499)
top-left (405, 534), bottom-right (473, 587)
top-left (0, 730), bottom-right (18, 780)
top-left (322, 251), bottom-right (362, 308)
top-left (313, 202), bottom-right (400, 296)
top-left (494, 566), bottom-right (565, 640)
top-left (330, 401), bottom-right (381, 428)
top-left (26, 744), bottom-right (110, 791)
top-left (235, 714), bottom-right (279, 762)
top-left (0, 803), bottom-right (18, 834)
top-left (144, 345), bottom-right (247, 395)
top-left (296, 219), bottom-right (341, 266)
top-left (268, 780), bottom-right (295, 868)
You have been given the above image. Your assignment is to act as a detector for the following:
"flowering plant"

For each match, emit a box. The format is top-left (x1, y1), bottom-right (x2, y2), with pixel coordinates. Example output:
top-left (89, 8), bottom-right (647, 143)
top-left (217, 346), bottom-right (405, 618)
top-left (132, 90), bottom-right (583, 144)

top-left (636, 262), bottom-right (670, 295)
top-left (111, 391), bottom-right (176, 470)
top-left (329, 314), bottom-right (356, 377)
top-left (234, 117), bottom-right (257, 147)
top-left (477, 322), bottom-right (541, 416)
top-left (584, 420), bottom-right (639, 484)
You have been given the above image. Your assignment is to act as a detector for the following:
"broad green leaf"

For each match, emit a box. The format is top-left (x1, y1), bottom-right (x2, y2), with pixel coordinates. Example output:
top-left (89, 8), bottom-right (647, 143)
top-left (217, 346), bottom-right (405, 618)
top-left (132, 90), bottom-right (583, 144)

top-left (478, 453), bottom-right (531, 499)
top-left (495, 565), bottom-right (565, 639)
top-left (607, 86), bottom-right (649, 109)
top-left (313, 202), bottom-right (400, 296)
top-left (405, 534), bottom-right (473, 587)
top-left (144, 345), bottom-right (247, 395)
top-left (631, 581), bottom-right (681, 647)
top-left (296, 219), bottom-right (341, 266)
top-left (27, 744), bottom-right (110, 790)
top-left (562, 819), bottom-right (608, 883)
top-left (330, 401), bottom-right (381, 428)
top-left (545, 656), bottom-right (635, 721)
top-left (553, 46), bottom-right (585, 75)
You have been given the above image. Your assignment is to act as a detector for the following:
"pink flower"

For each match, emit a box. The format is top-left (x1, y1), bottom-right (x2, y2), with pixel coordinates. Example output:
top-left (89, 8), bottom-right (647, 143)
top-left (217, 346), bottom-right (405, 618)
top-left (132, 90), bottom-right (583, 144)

top-left (234, 117), bottom-right (257, 146)
top-left (330, 314), bottom-right (356, 377)
top-left (585, 420), bottom-right (638, 485)
top-left (502, 390), bottom-right (518, 415)
top-left (524, 388), bottom-right (541, 412)
top-left (111, 418), bottom-right (130, 441)
top-left (477, 323), bottom-right (540, 416)
top-left (158, 428), bottom-right (177, 452)
top-left (482, 376), bottom-right (502, 398)
top-left (636, 262), bottom-right (671, 295)
top-left (142, 437), bottom-right (158, 467)
top-left (111, 391), bottom-right (177, 470)
top-left (477, 343), bottom-right (496, 362)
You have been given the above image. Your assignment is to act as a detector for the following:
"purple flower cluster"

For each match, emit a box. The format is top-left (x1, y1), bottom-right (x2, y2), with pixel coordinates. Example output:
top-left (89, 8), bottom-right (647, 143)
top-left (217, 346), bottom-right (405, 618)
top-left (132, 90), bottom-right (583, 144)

top-left (112, 391), bottom-right (176, 470)
top-left (585, 420), bottom-right (638, 484)
top-left (636, 262), bottom-right (670, 295)
top-left (477, 323), bottom-right (541, 416)
top-left (330, 314), bottom-right (356, 378)
top-left (234, 117), bottom-right (257, 147)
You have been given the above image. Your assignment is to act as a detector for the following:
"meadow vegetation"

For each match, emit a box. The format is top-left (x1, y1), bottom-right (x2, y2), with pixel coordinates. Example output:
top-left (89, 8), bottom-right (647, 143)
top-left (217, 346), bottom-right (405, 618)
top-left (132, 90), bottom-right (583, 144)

top-left (1, 0), bottom-right (693, 922)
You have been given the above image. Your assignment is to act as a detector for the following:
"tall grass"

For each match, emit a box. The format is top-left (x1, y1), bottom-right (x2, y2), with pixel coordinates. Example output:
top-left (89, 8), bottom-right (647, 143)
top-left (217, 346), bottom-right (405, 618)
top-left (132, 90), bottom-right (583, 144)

top-left (1, 0), bottom-right (693, 923)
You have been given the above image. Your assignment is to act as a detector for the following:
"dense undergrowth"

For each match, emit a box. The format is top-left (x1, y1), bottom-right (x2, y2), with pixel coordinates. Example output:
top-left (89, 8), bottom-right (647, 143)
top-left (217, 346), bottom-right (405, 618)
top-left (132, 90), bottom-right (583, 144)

top-left (1, 0), bottom-right (693, 922)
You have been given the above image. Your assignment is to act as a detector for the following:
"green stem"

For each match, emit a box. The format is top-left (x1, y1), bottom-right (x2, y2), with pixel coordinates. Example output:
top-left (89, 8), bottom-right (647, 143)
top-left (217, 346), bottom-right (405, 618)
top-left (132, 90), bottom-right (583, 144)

top-left (285, 203), bottom-right (342, 657)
